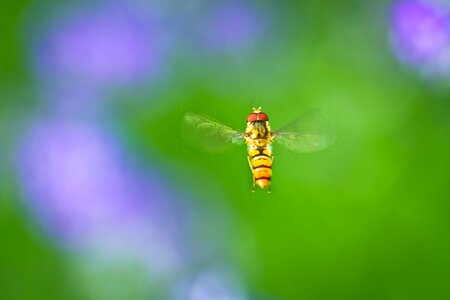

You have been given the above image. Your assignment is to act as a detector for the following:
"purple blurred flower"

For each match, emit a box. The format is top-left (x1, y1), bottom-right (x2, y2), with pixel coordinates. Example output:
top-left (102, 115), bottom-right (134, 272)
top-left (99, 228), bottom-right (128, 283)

top-left (35, 4), bottom-right (169, 86)
top-left (174, 268), bottom-right (246, 300)
top-left (17, 119), bottom-right (182, 275)
top-left (38, 86), bottom-right (103, 115)
top-left (390, 0), bottom-right (450, 74)
top-left (199, 1), bottom-right (265, 52)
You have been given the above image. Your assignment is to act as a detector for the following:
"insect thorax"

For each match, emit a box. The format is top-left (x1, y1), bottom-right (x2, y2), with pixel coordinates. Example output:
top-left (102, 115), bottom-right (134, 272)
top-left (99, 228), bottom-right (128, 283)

top-left (245, 121), bottom-right (273, 147)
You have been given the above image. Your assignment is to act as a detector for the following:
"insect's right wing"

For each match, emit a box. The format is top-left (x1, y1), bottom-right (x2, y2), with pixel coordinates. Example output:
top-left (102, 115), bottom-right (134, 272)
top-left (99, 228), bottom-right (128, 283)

top-left (273, 109), bottom-right (336, 153)
top-left (182, 112), bottom-right (245, 153)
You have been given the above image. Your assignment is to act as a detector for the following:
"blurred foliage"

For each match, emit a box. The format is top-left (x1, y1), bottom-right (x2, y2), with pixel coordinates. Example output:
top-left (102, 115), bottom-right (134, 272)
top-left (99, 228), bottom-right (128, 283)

top-left (2, 0), bottom-right (450, 299)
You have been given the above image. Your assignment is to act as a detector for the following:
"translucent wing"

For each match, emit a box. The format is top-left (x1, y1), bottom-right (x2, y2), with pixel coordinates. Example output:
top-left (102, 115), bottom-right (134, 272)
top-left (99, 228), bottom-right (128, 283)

top-left (182, 112), bottom-right (245, 153)
top-left (273, 109), bottom-right (336, 153)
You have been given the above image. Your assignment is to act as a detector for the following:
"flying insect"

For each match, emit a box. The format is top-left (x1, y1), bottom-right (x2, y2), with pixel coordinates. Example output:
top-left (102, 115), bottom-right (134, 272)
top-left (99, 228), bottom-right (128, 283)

top-left (183, 107), bottom-right (335, 192)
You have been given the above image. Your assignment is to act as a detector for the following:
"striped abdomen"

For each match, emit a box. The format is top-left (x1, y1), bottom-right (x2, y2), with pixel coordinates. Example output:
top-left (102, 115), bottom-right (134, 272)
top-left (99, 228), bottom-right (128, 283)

top-left (249, 147), bottom-right (273, 189)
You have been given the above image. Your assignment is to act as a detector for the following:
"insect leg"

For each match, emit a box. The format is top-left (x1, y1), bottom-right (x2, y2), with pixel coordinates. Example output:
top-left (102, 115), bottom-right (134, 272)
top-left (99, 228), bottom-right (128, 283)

top-left (268, 155), bottom-right (273, 193)
top-left (247, 156), bottom-right (256, 192)
top-left (247, 156), bottom-right (253, 170)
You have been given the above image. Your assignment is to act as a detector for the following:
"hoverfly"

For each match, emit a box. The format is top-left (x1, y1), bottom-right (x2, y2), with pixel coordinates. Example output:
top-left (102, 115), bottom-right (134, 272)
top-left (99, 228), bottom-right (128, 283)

top-left (183, 107), bottom-right (335, 192)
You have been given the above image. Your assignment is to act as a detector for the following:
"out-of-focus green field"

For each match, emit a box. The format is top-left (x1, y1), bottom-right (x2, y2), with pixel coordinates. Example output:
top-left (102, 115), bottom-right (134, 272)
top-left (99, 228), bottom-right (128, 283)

top-left (1, 0), bottom-right (450, 299)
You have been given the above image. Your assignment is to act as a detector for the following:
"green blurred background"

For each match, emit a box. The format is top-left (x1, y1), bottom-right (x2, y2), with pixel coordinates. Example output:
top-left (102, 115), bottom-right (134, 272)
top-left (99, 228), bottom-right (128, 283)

top-left (1, 0), bottom-right (450, 299)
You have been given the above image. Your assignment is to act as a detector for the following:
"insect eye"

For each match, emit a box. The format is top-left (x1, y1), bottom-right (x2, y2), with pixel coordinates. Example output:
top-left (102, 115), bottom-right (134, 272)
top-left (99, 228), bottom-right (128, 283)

top-left (257, 113), bottom-right (268, 121)
top-left (247, 113), bottom-right (268, 122)
top-left (247, 113), bottom-right (258, 122)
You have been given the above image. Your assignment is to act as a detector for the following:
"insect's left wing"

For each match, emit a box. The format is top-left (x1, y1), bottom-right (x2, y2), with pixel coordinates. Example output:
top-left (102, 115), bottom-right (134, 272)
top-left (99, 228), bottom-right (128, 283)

top-left (183, 112), bottom-right (245, 153)
top-left (273, 109), bottom-right (336, 153)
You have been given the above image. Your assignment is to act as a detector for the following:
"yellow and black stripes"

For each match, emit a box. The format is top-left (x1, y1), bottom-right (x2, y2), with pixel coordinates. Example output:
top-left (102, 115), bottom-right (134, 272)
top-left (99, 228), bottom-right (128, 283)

top-left (248, 147), bottom-right (273, 189)
top-left (244, 118), bottom-right (274, 191)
